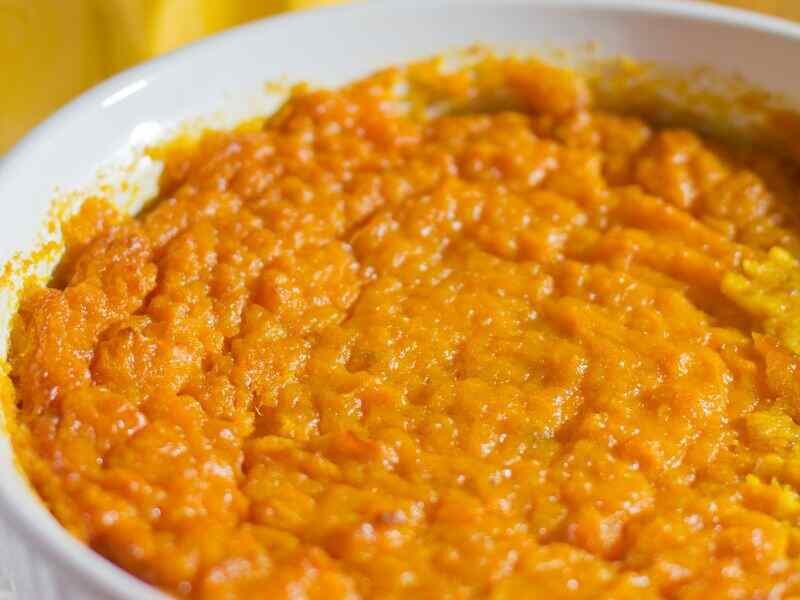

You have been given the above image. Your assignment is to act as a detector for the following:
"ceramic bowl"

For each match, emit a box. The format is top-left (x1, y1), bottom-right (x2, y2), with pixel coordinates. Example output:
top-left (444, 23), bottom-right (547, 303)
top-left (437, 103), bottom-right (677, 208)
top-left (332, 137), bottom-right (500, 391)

top-left (1, 1), bottom-right (799, 597)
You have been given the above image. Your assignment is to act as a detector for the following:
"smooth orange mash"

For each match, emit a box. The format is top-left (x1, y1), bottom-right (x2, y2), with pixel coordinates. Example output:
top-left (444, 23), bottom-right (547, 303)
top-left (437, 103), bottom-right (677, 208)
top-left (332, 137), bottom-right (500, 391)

top-left (7, 58), bottom-right (800, 598)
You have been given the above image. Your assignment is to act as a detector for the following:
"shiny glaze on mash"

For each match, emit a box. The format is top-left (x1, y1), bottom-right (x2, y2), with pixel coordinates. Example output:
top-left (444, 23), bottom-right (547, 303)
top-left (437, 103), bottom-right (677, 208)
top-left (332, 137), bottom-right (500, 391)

top-left (8, 58), bottom-right (800, 598)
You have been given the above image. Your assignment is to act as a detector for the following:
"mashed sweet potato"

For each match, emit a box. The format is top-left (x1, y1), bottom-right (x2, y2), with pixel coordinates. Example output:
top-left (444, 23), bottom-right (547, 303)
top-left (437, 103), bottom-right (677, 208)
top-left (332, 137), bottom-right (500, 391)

top-left (7, 57), bottom-right (800, 598)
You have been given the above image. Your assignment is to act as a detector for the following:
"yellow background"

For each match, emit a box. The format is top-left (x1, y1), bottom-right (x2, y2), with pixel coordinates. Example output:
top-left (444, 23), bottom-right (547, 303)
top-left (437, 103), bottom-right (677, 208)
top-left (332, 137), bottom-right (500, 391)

top-left (0, 0), bottom-right (797, 153)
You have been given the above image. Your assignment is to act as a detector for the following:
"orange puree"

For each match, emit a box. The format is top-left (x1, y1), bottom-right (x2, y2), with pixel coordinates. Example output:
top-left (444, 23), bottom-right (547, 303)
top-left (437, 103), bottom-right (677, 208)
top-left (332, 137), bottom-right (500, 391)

top-left (8, 58), bottom-right (800, 598)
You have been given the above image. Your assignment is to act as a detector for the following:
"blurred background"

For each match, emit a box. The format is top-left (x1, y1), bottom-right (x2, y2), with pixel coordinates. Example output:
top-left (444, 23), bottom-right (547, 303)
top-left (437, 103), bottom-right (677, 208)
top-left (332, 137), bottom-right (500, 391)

top-left (0, 0), bottom-right (799, 154)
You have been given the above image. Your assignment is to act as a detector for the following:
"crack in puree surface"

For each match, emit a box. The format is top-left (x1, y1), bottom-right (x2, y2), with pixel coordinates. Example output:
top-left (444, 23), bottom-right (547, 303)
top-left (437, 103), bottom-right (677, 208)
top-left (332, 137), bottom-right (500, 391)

top-left (8, 58), bottom-right (800, 598)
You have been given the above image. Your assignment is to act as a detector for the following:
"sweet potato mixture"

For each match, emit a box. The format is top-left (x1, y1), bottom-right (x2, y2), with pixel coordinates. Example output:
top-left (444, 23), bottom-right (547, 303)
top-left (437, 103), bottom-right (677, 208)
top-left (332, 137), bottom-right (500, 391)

top-left (8, 58), bottom-right (800, 598)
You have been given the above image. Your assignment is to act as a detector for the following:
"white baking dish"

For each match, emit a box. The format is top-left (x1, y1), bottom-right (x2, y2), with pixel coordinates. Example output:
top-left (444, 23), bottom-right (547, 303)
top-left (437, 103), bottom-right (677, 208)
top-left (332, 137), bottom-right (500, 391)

top-left (0, 1), bottom-right (799, 597)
